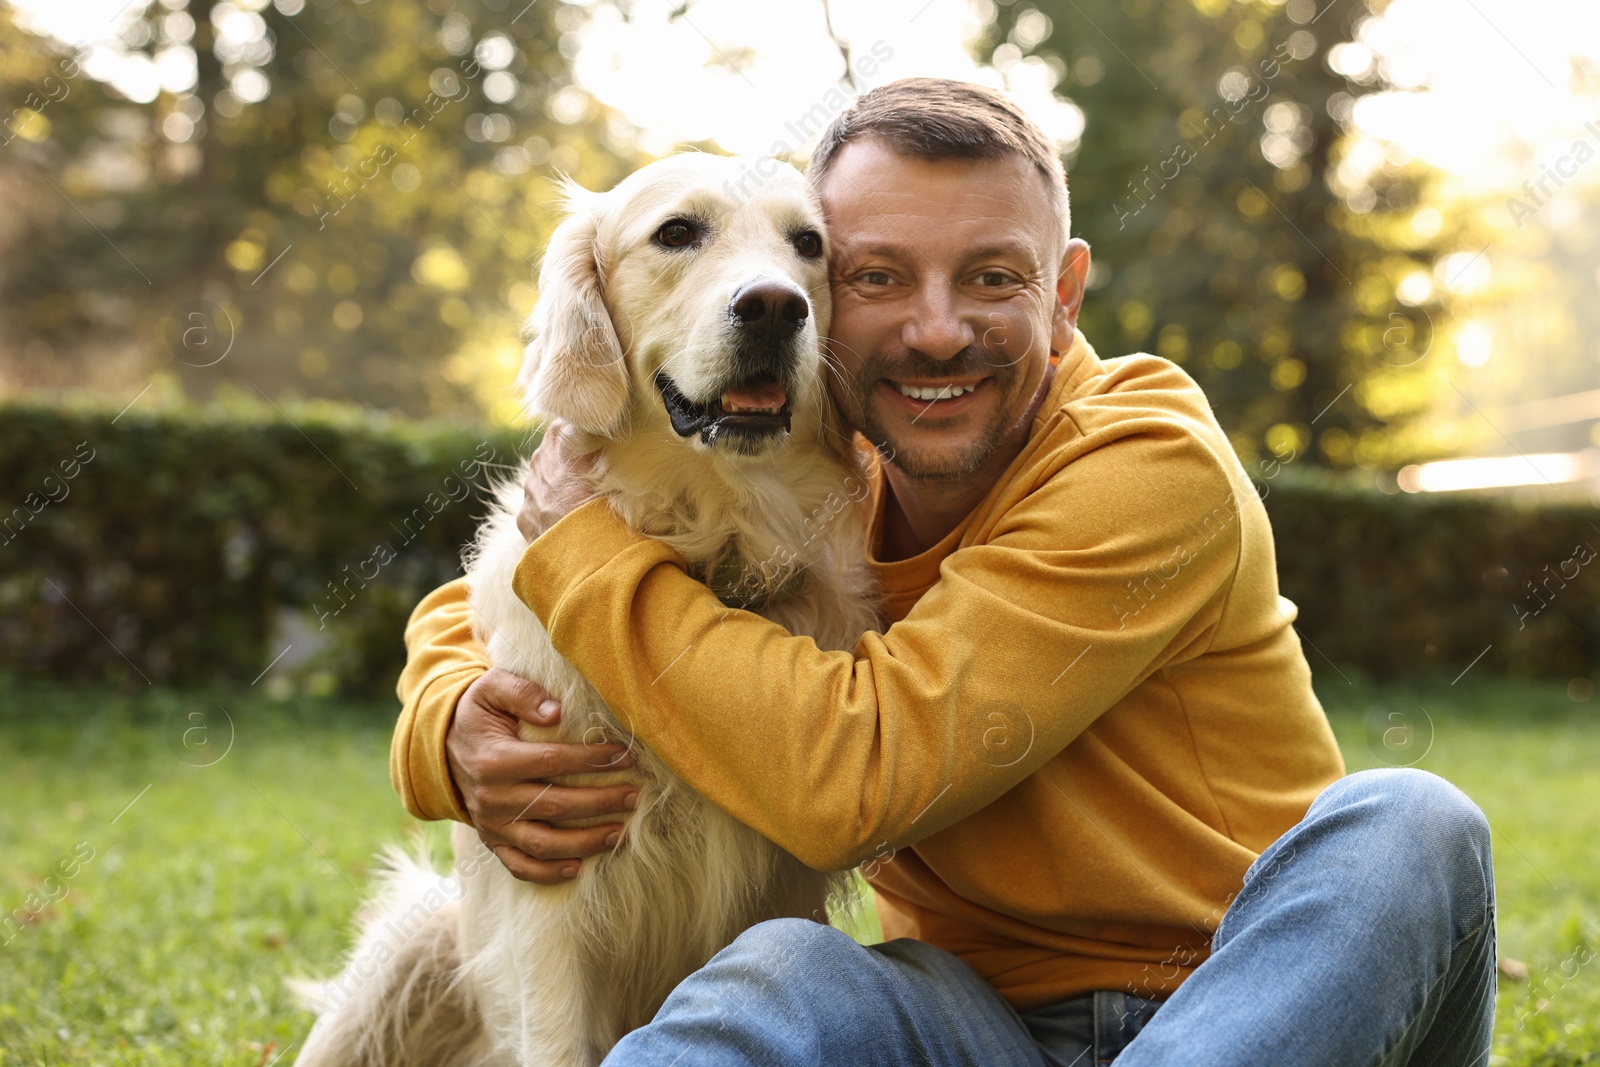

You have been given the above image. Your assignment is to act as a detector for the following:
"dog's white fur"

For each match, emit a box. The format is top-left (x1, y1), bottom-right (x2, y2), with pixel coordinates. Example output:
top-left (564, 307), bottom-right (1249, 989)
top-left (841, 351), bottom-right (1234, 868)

top-left (294, 153), bottom-right (881, 1066)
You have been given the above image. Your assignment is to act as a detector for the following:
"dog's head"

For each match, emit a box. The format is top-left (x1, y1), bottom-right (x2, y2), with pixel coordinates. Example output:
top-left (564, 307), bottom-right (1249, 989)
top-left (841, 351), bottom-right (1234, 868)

top-left (520, 153), bottom-right (833, 460)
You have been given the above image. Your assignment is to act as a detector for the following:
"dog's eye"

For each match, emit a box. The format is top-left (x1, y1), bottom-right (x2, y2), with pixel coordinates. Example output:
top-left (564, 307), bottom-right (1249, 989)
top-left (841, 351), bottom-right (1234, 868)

top-left (792, 231), bottom-right (823, 259)
top-left (655, 220), bottom-right (701, 250)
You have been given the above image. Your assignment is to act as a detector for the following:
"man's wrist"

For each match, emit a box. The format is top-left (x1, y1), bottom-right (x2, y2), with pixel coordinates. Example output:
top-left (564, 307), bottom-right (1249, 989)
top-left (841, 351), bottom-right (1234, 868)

top-left (402, 665), bottom-right (483, 823)
top-left (442, 689), bottom-right (475, 824)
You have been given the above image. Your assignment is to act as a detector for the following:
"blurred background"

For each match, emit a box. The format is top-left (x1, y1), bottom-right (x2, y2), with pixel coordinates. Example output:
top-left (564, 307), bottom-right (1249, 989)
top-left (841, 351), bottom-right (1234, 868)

top-left (2, 1), bottom-right (1598, 1064)
top-left (3, 0), bottom-right (1599, 691)
top-left (4, 0), bottom-right (1600, 462)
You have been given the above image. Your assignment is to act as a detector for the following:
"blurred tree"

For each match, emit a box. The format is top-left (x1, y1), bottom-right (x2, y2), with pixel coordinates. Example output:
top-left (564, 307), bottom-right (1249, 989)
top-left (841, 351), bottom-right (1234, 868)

top-left (1406, 68), bottom-right (1600, 465)
top-left (0, 0), bottom-right (641, 420)
top-left (985, 0), bottom-right (1455, 469)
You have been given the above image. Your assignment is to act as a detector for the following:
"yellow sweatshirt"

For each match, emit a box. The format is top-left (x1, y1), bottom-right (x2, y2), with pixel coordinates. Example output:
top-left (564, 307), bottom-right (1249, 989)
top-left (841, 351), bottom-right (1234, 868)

top-left (390, 333), bottom-right (1345, 1010)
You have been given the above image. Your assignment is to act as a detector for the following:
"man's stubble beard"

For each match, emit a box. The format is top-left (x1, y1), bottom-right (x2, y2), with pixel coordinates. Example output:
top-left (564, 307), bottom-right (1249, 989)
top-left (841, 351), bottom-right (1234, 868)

top-left (851, 343), bottom-right (1021, 482)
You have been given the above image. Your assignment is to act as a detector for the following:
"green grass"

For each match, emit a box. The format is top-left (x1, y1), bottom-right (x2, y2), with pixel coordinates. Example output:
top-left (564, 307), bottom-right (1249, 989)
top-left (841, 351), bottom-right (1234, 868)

top-left (1321, 671), bottom-right (1600, 1065)
top-left (0, 670), bottom-right (1595, 1065)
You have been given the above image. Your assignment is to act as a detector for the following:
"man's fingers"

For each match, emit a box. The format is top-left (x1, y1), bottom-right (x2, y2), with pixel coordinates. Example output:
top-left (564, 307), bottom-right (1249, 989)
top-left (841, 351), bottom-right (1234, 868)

top-left (517, 697), bottom-right (564, 728)
top-left (481, 738), bottom-right (634, 784)
top-left (520, 419), bottom-right (602, 539)
top-left (484, 819), bottom-right (623, 864)
top-left (477, 822), bottom-right (619, 884)
top-left (474, 668), bottom-right (561, 727)
top-left (485, 782), bottom-right (640, 825)
top-left (486, 844), bottom-right (579, 885)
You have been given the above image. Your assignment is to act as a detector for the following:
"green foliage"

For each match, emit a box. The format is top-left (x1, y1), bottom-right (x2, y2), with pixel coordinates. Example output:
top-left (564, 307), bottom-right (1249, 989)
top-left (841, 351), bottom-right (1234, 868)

top-left (0, 400), bottom-right (527, 696)
top-left (2, 0), bottom-right (1487, 462)
top-left (987, 0), bottom-right (1451, 468)
top-left (0, 672), bottom-right (1596, 1063)
top-left (2, 403), bottom-right (1594, 699)
top-left (1261, 467), bottom-right (1600, 677)
top-left (0, 0), bottom-right (642, 418)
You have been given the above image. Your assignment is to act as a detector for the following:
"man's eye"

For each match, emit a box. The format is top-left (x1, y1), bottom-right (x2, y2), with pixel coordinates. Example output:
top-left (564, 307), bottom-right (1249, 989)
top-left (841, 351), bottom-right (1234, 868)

top-left (976, 271), bottom-right (1014, 287)
top-left (859, 271), bottom-right (893, 286)
top-left (655, 220), bottom-right (701, 249)
top-left (792, 230), bottom-right (823, 258)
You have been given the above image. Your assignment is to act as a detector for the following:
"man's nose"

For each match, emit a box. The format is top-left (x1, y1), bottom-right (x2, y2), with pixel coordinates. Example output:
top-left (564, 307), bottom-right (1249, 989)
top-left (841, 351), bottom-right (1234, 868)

top-left (902, 283), bottom-right (976, 361)
top-left (729, 280), bottom-right (809, 343)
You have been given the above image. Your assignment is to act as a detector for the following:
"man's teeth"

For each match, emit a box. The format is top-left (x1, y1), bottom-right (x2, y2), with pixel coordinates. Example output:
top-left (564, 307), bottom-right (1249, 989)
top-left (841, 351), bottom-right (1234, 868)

top-left (897, 382), bottom-right (976, 401)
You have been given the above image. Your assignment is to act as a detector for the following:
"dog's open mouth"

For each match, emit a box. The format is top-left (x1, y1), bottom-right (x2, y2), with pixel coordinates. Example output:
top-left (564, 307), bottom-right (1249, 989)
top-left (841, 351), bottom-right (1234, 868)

top-left (655, 370), bottom-right (792, 445)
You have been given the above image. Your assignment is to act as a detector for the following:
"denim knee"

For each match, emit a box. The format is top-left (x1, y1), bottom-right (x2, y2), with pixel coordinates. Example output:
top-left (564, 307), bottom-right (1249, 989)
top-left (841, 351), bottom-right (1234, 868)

top-left (1314, 769), bottom-right (1494, 936)
top-left (1316, 768), bottom-right (1490, 856)
top-left (718, 917), bottom-right (859, 983)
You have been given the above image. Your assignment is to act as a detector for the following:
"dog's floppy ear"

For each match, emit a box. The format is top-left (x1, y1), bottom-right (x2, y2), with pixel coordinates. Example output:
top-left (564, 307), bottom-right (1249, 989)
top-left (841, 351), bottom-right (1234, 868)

top-left (519, 195), bottom-right (628, 436)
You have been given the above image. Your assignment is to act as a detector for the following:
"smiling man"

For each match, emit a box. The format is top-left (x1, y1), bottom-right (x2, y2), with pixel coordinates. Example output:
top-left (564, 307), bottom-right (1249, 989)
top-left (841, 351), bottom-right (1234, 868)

top-left (391, 79), bottom-right (1496, 1065)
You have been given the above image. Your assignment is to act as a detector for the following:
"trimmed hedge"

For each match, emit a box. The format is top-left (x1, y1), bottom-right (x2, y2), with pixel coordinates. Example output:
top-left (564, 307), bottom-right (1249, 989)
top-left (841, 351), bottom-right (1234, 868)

top-left (1260, 470), bottom-right (1599, 680)
top-left (0, 402), bottom-right (526, 696)
top-left (1, 402), bottom-right (1595, 697)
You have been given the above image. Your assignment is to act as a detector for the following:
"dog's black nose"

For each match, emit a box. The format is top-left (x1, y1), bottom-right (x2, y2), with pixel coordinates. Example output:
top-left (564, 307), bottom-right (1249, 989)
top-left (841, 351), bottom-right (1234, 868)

top-left (730, 282), bottom-right (808, 338)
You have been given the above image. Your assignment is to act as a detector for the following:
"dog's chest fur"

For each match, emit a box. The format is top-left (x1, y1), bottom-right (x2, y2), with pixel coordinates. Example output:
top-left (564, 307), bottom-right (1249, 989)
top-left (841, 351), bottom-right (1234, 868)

top-left (451, 458), bottom-right (878, 1063)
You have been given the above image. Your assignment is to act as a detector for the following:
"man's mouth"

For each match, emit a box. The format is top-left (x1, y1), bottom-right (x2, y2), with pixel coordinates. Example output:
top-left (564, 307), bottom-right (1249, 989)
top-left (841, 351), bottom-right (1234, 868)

top-left (656, 371), bottom-right (792, 444)
top-left (878, 376), bottom-right (991, 415)
top-left (890, 379), bottom-right (985, 401)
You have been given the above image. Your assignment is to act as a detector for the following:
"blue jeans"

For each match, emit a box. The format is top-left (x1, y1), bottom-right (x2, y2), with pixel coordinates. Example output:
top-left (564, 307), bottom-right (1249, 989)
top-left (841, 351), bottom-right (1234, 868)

top-left (602, 768), bottom-right (1497, 1066)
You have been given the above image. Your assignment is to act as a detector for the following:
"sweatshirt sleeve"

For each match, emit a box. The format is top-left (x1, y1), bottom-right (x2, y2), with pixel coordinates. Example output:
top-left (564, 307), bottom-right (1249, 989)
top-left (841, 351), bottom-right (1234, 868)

top-left (512, 428), bottom-right (1244, 870)
top-left (391, 577), bottom-right (489, 823)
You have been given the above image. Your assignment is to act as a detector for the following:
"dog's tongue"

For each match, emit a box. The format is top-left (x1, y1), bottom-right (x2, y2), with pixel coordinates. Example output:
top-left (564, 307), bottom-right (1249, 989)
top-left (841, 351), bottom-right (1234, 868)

top-left (721, 381), bottom-right (787, 411)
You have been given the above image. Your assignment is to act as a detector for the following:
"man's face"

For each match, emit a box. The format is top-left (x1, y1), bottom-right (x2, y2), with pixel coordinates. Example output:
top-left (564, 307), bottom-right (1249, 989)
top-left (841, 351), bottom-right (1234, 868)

top-left (817, 139), bottom-right (1087, 480)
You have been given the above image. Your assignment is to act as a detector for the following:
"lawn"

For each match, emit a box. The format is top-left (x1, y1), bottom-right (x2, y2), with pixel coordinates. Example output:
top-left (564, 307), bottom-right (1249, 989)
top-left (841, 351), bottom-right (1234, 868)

top-left (1, 670), bottom-right (1595, 1065)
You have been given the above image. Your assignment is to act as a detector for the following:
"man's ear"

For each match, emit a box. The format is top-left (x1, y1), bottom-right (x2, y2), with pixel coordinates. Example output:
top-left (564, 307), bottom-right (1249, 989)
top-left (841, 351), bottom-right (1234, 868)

top-left (1051, 238), bottom-right (1091, 354)
top-left (519, 197), bottom-right (628, 436)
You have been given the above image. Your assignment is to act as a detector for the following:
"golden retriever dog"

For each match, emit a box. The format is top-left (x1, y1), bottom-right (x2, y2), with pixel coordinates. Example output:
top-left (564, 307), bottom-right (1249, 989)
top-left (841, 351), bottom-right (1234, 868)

top-left (293, 153), bottom-right (881, 1066)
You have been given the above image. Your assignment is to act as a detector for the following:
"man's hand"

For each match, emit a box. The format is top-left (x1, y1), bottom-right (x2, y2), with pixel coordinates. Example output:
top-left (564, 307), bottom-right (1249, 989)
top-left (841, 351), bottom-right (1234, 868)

top-left (517, 419), bottom-right (601, 542)
top-left (447, 667), bottom-right (638, 884)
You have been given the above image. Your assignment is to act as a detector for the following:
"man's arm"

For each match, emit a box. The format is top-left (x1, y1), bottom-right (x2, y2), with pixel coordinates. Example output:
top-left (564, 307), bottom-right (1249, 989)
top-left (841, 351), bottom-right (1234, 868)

top-left (394, 579), bottom-right (641, 883)
top-left (392, 579), bottom-right (489, 822)
top-left (512, 428), bottom-right (1244, 870)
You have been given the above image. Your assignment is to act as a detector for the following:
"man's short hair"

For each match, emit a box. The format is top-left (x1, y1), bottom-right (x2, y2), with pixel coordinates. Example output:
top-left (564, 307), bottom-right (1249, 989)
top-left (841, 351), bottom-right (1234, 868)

top-left (808, 77), bottom-right (1070, 249)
